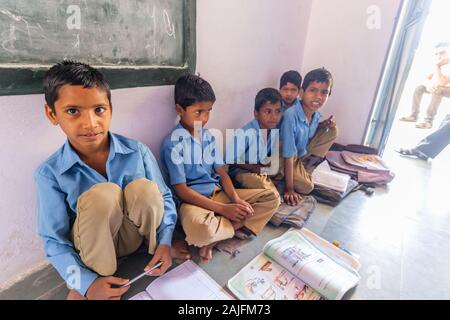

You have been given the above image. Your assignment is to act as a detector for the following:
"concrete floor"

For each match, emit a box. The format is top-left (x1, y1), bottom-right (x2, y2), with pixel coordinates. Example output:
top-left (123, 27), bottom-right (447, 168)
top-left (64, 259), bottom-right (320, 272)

top-left (1, 125), bottom-right (449, 300)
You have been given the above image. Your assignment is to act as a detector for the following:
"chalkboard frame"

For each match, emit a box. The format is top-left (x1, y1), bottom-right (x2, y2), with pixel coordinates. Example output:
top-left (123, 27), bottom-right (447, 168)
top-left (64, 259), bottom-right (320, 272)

top-left (0, 0), bottom-right (196, 96)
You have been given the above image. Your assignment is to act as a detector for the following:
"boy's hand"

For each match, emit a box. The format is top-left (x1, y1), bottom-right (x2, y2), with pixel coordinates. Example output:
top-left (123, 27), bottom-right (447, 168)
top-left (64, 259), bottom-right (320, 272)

top-left (220, 203), bottom-right (253, 222)
top-left (319, 115), bottom-right (336, 130)
top-left (233, 197), bottom-right (254, 215)
top-left (284, 190), bottom-right (303, 206)
top-left (86, 276), bottom-right (130, 300)
top-left (144, 244), bottom-right (172, 277)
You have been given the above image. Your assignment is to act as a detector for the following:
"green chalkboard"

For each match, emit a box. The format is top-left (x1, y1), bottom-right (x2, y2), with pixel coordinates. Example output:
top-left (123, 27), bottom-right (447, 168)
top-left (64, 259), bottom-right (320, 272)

top-left (0, 0), bottom-right (196, 95)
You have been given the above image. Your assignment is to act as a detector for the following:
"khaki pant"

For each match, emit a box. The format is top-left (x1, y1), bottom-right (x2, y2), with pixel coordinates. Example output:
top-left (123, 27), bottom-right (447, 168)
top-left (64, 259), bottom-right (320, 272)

top-left (273, 126), bottom-right (338, 194)
top-left (411, 85), bottom-right (450, 122)
top-left (233, 172), bottom-right (281, 204)
top-left (71, 178), bottom-right (164, 276)
top-left (179, 188), bottom-right (279, 247)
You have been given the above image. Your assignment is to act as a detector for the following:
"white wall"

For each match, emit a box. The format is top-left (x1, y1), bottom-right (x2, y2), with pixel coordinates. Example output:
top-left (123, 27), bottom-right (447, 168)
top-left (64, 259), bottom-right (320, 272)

top-left (0, 0), bottom-right (312, 289)
top-left (301, 0), bottom-right (402, 145)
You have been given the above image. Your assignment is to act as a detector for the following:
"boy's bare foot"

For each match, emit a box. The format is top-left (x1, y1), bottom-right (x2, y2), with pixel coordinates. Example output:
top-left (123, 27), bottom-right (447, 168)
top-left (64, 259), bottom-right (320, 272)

top-left (171, 239), bottom-right (191, 260)
top-left (67, 289), bottom-right (88, 300)
top-left (198, 244), bottom-right (215, 264)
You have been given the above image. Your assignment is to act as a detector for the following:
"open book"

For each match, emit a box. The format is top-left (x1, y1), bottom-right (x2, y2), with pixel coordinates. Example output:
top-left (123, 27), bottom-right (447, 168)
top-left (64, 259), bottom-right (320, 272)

top-left (129, 260), bottom-right (232, 300)
top-left (227, 228), bottom-right (360, 300)
top-left (311, 160), bottom-right (352, 193)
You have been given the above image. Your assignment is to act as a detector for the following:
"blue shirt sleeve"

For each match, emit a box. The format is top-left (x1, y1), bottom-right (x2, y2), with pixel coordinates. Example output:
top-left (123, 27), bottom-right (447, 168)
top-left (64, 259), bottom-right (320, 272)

top-left (280, 113), bottom-right (298, 158)
top-left (161, 138), bottom-right (187, 186)
top-left (141, 145), bottom-right (177, 247)
top-left (35, 171), bottom-right (98, 296)
top-left (211, 136), bottom-right (225, 169)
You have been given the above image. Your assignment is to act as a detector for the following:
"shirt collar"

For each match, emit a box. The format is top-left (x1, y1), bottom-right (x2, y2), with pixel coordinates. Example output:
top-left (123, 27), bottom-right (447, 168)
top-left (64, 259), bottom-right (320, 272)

top-left (58, 132), bottom-right (135, 175)
top-left (249, 119), bottom-right (261, 131)
top-left (174, 122), bottom-right (212, 144)
top-left (282, 98), bottom-right (300, 112)
top-left (296, 101), bottom-right (321, 124)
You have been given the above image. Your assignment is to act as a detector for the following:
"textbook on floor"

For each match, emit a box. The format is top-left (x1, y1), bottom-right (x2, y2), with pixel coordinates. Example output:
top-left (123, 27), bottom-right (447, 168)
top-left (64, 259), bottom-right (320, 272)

top-left (227, 228), bottom-right (360, 300)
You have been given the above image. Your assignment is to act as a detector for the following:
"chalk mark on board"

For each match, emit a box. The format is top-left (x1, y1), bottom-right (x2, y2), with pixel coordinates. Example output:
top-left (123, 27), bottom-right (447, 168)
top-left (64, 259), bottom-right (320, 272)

top-left (163, 9), bottom-right (175, 39)
top-left (0, 9), bottom-right (32, 47)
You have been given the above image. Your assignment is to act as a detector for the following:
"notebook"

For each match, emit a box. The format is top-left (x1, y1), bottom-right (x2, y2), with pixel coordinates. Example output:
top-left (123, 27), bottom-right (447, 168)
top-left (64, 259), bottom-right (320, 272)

top-left (311, 160), bottom-right (351, 193)
top-left (129, 260), bottom-right (233, 300)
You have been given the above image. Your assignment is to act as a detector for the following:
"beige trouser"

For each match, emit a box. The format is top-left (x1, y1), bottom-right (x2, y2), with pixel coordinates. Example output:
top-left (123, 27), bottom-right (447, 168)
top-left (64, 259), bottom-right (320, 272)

top-left (273, 126), bottom-right (338, 194)
top-left (179, 188), bottom-right (279, 247)
top-left (71, 178), bottom-right (164, 276)
top-left (233, 173), bottom-right (281, 204)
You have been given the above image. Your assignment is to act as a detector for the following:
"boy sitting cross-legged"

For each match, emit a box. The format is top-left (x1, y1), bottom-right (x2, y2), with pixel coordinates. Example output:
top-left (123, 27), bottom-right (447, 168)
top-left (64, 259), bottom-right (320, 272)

top-left (161, 74), bottom-right (280, 263)
top-left (277, 68), bottom-right (338, 206)
top-left (227, 88), bottom-right (283, 203)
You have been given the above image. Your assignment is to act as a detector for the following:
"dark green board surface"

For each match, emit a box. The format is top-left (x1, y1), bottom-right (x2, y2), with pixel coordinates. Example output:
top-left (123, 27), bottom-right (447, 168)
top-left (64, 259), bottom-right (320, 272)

top-left (0, 0), bottom-right (196, 95)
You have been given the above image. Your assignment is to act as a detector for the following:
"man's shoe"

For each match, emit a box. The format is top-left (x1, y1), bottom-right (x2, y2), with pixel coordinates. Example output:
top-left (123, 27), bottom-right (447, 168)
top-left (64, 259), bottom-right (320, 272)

top-left (399, 115), bottom-right (418, 122)
top-left (395, 148), bottom-right (428, 161)
top-left (415, 121), bottom-right (433, 129)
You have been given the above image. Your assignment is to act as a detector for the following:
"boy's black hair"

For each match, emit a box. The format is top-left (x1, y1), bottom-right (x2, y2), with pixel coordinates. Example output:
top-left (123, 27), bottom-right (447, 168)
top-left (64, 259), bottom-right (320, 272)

top-left (43, 60), bottom-right (111, 112)
top-left (302, 67), bottom-right (334, 96)
top-left (279, 70), bottom-right (302, 90)
top-left (175, 74), bottom-right (216, 109)
top-left (255, 88), bottom-right (282, 112)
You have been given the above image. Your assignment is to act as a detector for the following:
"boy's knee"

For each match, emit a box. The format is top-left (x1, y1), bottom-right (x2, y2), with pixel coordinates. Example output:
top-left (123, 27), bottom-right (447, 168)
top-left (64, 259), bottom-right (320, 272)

top-left (295, 179), bottom-right (314, 195)
top-left (302, 182), bottom-right (314, 195)
top-left (186, 222), bottom-right (217, 247)
top-left (124, 179), bottom-right (164, 217)
top-left (77, 183), bottom-right (122, 220)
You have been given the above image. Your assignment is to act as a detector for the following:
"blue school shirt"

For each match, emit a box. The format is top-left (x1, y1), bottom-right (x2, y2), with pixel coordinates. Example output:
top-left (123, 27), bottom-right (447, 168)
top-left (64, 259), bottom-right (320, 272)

top-left (281, 98), bottom-right (301, 113)
top-left (34, 132), bottom-right (177, 296)
top-left (280, 101), bottom-right (321, 158)
top-left (277, 98), bottom-right (302, 129)
top-left (227, 119), bottom-right (279, 176)
top-left (161, 123), bottom-right (224, 199)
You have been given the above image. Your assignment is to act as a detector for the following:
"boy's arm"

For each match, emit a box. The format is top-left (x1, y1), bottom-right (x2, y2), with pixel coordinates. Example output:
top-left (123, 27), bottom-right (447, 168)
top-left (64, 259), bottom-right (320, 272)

top-left (173, 183), bottom-right (224, 213)
top-left (215, 166), bottom-right (254, 215)
top-left (173, 182), bottom-right (252, 222)
top-left (280, 114), bottom-right (302, 206)
top-left (35, 172), bottom-right (99, 297)
top-left (283, 157), bottom-right (302, 206)
top-left (142, 146), bottom-right (177, 247)
top-left (141, 145), bottom-right (177, 276)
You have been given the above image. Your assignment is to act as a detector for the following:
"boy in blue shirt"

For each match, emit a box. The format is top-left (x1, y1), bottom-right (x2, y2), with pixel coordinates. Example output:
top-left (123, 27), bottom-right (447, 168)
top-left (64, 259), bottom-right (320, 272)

top-left (35, 61), bottom-right (188, 300)
top-left (161, 75), bottom-right (279, 263)
top-left (278, 68), bottom-right (338, 206)
top-left (227, 88), bottom-right (283, 202)
top-left (279, 70), bottom-right (303, 112)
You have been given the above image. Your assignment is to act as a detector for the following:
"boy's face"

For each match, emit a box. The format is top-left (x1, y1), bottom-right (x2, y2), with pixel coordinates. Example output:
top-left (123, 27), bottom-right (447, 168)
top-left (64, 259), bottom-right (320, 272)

top-left (45, 85), bottom-right (112, 153)
top-left (301, 81), bottom-right (331, 114)
top-left (176, 101), bottom-right (214, 133)
top-left (279, 82), bottom-right (300, 106)
top-left (254, 101), bottom-right (282, 130)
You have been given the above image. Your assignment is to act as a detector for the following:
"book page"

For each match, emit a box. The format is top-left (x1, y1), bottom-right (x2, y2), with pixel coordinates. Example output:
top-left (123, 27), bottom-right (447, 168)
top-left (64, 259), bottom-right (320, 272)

top-left (227, 253), bottom-right (324, 300)
top-left (312, 161), bottom-right (351, 192)
top-left (298, 228), bottom-right (361, 272)
top-left (263, 231), bottom-right (360, 300)
top-left (145, 260), bottom-right (232, 300)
